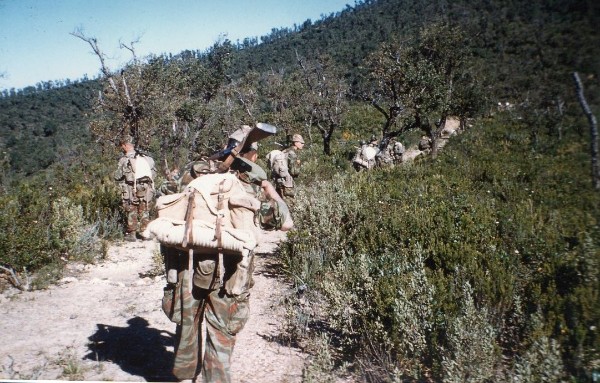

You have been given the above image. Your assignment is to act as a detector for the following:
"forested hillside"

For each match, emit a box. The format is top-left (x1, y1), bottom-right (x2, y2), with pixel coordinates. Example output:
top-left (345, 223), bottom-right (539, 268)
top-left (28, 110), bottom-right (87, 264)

top-left (0, 80), bottom-right (99, 176)
top-left (0, 0), bottom-right (599, 380)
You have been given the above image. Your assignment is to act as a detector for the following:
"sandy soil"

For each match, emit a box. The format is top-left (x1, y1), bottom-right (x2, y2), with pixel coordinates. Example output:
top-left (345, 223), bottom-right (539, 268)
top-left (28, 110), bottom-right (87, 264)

top-left (0, 230), bottom-right (305, 382)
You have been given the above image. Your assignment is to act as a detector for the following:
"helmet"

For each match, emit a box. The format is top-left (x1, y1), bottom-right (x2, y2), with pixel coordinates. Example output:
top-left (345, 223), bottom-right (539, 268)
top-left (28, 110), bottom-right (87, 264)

top-left (292, 134), bottom-right (305, 144)
top-left (190, 160), bottom-right (211, 178)
top-left (119, 134), bottom-right (134, 146)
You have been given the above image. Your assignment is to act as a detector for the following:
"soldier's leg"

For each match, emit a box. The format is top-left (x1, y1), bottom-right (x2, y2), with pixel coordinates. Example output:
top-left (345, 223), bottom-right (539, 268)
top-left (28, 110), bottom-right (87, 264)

top-left (202, 290), bottom-right (249, 383)
top-left (123, 201), bottom-right (138, 240)
top-left (138, 183), bottom-right (155, 234)
top-left (282, 186), bottom-right (295, 209)
top-left (138, 200), bottom-right (150, 233)
top-left (275, 182), bottom-right (285, 199)
top-left (173, 271), bottom-right (205, 380)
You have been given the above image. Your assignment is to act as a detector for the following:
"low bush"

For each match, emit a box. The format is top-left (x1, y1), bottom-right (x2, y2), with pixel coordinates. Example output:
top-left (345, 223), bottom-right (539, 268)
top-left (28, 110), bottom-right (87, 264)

top-left (0, 157), bottom-right (122, 290)
top-left (280, 117), bottom-right (600, 381)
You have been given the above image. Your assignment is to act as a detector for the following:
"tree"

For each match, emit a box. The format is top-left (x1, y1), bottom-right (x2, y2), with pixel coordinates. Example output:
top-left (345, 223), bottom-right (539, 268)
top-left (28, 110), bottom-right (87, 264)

top-left (71, 29), bottom-right (157, 148)
top-left (296, 53), bottom-right (349, 155)
top-left (72, 30), bottom-right (235, 166)
top-left (573, 72), bottom-right (600, 190)
top-left (259, 68), bottom-right (306, 143)
top-left (362, 22), bottom-right (480, 157)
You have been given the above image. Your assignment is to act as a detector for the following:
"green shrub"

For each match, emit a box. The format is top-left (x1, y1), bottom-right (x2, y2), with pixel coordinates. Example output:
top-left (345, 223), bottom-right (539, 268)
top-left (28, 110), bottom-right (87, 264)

top-left (49, 196), bottom-right (85, 257)
top-left (280, 118), bottom-right (600, 381)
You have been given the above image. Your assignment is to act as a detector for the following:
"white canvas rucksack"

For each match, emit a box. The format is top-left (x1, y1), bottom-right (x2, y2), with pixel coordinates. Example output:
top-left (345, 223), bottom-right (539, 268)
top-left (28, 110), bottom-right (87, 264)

top-left (144, 172), bottom-right (260, 294)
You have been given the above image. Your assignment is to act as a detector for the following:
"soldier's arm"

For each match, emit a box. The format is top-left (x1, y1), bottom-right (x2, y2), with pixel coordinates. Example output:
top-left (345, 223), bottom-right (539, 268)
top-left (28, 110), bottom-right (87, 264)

top-left (148, 156), bottom-right (158, 179)
top-left (114, 158), bottom-right (126, 181)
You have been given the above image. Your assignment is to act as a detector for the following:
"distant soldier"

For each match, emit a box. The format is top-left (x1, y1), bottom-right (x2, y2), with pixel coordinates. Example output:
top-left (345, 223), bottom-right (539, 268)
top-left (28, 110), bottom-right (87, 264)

top-left (352, 135), bottom-right (380, 171)
top-left (113, 135), bottom-right (157, 241)
top-left (268, 133), bottom-right (304, 204)
top-left (157, 160), bottom-right (214, 196)
top-left (376, 138), bottom-right (405, 167)
top-left (418, 135), bottom-right (432, 152)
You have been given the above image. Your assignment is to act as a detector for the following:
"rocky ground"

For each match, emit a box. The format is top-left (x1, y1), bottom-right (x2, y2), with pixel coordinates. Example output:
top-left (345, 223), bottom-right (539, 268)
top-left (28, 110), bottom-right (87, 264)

top-left (0, 230), bottom-right (306, 382)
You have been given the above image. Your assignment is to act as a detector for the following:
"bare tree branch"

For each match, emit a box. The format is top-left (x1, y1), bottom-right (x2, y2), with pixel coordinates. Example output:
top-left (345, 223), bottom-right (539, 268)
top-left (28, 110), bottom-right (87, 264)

top-left (0, 265), bottom-right (31, 291)
top-left (573, 71), bottom-right (600, 190)
top-left (71, 28), bottom-right (119, 95)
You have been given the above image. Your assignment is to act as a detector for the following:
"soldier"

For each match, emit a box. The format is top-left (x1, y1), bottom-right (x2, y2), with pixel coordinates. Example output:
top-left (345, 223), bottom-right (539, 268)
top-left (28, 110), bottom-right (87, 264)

top-left (113, 135), bottom-right (157, 241)
top-left (273, 133), bottom-right (304, 204)
top-left (157, 160), bottom-right (214, 197)
top-left (352, 136), bottom-right (379, 171)
top-left (153, 125), bottom-right (293, 382)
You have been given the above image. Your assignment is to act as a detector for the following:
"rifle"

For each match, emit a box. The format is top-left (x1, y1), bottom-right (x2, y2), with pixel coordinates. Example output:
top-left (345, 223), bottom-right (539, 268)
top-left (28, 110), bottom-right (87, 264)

top-left (209, 123), bottom-right (277, 172)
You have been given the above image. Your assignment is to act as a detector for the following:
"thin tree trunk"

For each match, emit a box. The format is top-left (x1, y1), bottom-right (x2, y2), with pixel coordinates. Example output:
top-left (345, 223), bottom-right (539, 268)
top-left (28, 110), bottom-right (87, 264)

top-left (573, 72), bottom-right (600, 190)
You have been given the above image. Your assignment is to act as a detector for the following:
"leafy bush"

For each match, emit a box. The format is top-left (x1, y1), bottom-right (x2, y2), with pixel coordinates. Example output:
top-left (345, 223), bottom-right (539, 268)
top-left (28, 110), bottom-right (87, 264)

top-left (0, 155), bottom-right (122, 289)
top-left (280, 117), bottom-right (600, 381)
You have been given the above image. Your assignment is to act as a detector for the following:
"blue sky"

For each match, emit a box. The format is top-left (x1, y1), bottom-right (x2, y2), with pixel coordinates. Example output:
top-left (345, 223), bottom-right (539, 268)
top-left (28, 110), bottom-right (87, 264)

top-left (0, 0), bottom-right (351, 91)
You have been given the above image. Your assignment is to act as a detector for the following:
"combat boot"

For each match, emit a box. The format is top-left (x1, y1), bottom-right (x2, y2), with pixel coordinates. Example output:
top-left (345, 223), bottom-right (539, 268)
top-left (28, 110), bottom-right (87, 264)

top-left (124, 232), bottom-right (137, 242)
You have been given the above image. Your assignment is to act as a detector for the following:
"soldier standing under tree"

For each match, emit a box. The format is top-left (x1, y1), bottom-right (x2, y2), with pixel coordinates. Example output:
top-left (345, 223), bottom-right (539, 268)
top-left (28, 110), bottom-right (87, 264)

top-left (113, 135), bottom-right (157, 242)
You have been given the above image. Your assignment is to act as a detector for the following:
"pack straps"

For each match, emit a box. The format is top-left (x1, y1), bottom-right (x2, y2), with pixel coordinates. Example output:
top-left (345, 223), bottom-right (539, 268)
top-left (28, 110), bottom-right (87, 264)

top-left (215, 179), bottom-right (227, 288)
top-left (182, 192), bottom-right (195, 293)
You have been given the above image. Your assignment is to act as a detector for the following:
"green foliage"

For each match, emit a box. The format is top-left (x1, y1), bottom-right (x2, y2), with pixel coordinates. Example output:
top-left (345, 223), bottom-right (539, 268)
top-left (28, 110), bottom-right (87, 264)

top-left (280, 117), bottom-right (600, 381)
top-left (49, 197), bottom-right (85, 255)
top-left (0, 148), bottom-right (123, 288)
top-left (441, 282), bottom-right (497, 382)
top-left (0, 0), bottom-right (598, 379)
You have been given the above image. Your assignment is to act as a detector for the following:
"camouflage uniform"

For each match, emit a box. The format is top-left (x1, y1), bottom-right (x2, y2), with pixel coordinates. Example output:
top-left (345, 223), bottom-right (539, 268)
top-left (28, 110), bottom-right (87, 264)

top-left (114, 148), bottom-right (157, 239)
top-left (160, 156), bottom-right (289, 382)
top-left (274, 134), bottom-right (304, 205)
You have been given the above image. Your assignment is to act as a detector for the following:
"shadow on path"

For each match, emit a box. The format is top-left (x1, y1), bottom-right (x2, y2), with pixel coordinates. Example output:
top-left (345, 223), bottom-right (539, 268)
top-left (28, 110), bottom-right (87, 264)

top-left (84, 316), bottom-right (177, 382)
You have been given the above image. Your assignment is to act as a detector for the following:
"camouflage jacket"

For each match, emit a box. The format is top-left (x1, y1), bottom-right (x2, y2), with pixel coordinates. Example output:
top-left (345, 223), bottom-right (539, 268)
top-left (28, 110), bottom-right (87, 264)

top-left (114, 150), bottom-right (157, 185)
top-left (283, 147), bottom-right (301, 178)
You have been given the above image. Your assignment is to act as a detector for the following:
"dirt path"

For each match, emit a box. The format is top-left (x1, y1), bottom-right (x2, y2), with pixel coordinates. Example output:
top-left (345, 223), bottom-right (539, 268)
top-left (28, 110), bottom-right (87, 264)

top-left (0, 231), bottom-right (305, 382)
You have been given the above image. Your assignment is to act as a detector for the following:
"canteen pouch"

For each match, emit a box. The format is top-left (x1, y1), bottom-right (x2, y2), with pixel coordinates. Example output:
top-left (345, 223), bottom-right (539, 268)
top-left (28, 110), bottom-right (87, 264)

top-left (162, 281), bottom-right (182, 324)
top-left (193, 258), bottom-right (218, 290)
top-left (120, 183), bottom-right (131, 201)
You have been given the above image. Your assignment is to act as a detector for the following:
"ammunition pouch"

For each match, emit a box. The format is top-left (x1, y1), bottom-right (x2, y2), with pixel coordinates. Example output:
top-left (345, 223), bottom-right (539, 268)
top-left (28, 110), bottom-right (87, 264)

top-left (193, 258), bottom-right (218, 290)
top-left (162, 283), bottom-right (182, 324)
top-left (282, 186), bottom-right (295, 197)
top-left (255, 199), bottom-right (284, 230)
top-left (120, 183), bottom-right (132, 201)
top-left (191, 252), bottom-right (254, 296)
top-left (135, 182), bottom-right (155, 203)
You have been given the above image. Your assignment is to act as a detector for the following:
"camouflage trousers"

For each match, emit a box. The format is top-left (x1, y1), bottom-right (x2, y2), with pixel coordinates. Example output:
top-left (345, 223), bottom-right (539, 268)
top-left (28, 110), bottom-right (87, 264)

top-left (166, 265), bottom-right (250, 382)
top-left (275, 184), bottom-right (295, 208)
top-left (122, 200), bottom-right (151, 234)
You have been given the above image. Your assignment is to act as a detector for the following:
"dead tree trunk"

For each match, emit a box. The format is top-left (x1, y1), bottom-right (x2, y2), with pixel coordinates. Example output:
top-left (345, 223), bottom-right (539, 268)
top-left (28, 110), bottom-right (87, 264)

top-left (573, 72), bottom-right (600, 190)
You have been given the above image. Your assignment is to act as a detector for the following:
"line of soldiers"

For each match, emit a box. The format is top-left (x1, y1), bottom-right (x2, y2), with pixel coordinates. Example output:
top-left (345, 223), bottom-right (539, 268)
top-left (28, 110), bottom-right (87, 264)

top-left (352, 135), bottom-right (405, 171)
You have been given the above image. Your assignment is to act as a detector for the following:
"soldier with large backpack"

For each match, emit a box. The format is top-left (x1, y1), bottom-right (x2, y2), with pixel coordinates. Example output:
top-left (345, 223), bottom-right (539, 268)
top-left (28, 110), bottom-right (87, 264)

top-left (266, 133), bottom-right (304, 204)
top-left (144, 123), bottom-right (293, 382)
top-left (114, 135), bottom-right (157, 242)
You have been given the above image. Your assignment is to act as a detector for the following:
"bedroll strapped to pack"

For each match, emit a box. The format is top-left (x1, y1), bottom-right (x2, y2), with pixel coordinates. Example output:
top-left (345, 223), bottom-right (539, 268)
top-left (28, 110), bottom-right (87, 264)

top-left (144, 172), bottom-right (259, 292)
